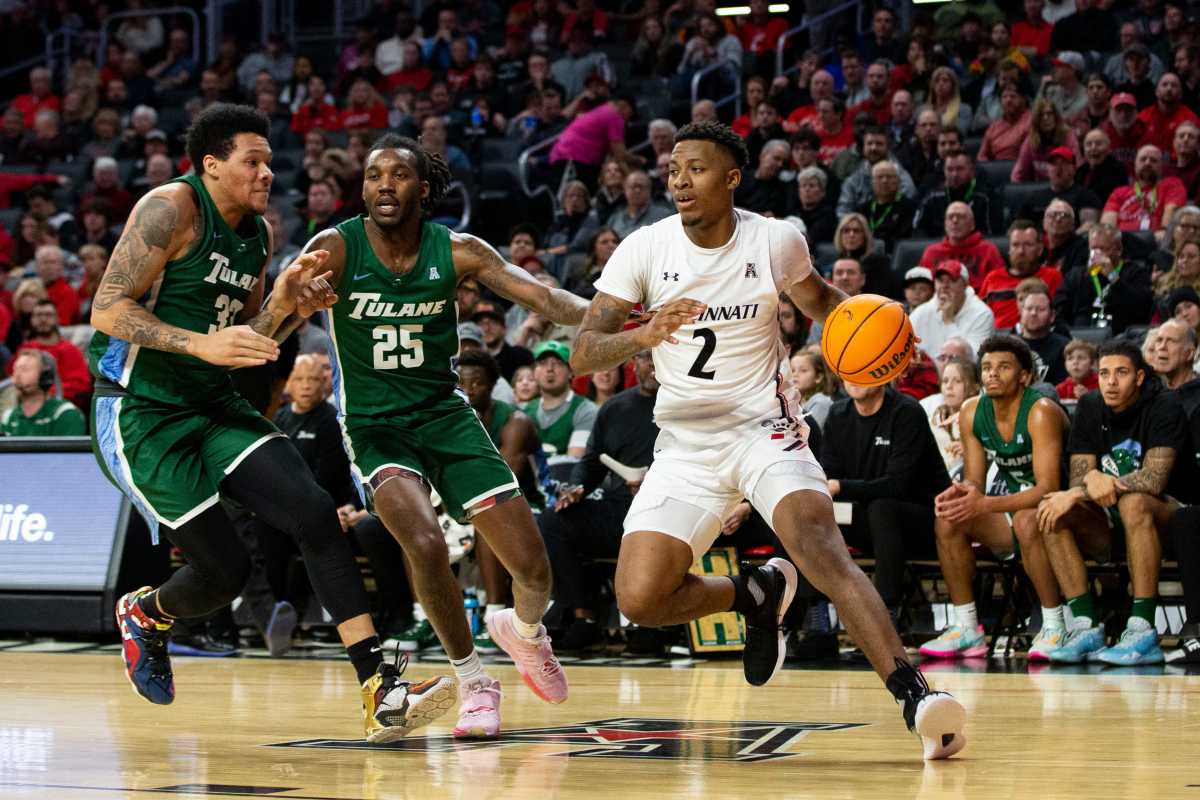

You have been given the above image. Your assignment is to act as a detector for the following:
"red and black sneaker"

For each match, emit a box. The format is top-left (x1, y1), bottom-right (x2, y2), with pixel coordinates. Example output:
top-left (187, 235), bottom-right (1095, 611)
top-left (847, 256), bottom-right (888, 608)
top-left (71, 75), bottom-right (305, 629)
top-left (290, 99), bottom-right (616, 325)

top-left (115, 587), bottom-right (175, 705)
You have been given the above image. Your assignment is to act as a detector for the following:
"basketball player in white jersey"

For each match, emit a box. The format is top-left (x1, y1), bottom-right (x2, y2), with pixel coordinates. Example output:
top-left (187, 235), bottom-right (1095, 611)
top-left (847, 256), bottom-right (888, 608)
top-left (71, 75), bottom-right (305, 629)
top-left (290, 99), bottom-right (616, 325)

top-left (571, 122), bottom-right (966, 760)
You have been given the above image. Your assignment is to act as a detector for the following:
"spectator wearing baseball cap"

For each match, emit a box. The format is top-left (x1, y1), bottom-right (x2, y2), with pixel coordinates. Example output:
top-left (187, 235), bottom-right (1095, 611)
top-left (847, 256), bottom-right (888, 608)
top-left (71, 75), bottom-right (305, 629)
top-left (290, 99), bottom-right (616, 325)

top-left (1103, 30), bottom-right (1165, 88)
top-left (523, 341), bottom-right (597, 460)
top-left (1101, 92), bottom-right (1150, 173)
top-left (458, 321), bottom-right (516, 403)
top-left (910, 260), bottom-right (997, 360)
top-left (1116, 43), bottom-right (1158, 109)
top-left (1020, 145), bottom-right (1102, 221)
top-left (1043, 51), bottom-right (1087, 121)
top-left (471, 300), bottom-right (534, 383)
top-left (903, 266), bottom-right (934, 312)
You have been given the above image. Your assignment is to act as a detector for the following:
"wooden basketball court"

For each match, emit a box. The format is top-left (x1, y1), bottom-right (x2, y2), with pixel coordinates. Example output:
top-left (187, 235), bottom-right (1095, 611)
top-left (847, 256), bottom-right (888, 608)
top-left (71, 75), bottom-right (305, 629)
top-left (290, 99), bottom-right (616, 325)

top-left (2, 647), bottom-right (1199, 799)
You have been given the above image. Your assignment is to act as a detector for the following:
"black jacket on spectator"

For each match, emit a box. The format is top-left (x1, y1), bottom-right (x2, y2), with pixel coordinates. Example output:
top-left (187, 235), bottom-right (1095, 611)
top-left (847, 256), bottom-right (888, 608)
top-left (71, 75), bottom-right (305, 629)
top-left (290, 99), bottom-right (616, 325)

top-left (791, 200), bottom-right (837, 246)
top-left (569, 386), bottom-right (657, 502)
top-left (857, 196), bottom-right (916, 254)
top-left (274, 400), bottom-right (358, 508)
top-left (1177, 377), bottom-right (1200, 504)
top-left (735, 173), bottom-right (790, 217)
top-left (820, 387), bottom-right (951, 506)
top-left (1044, 232), bottom-right (1090, 276)
top-left (1020, 184), bottom-right (1103, 222)
top-left (1050, 8), bottom-right (1119, 54)
top-left (913, 176), bottom-right (1004, 237)
top-left (896, 140), bottom-right (939, 189)
top-left (745, 123), bottom-right (786, 171)
top-left (1053, 257), bottom-right (1153, 334)
top-left (1069, 378), bottom-right (1193, 501)
top-left (1021, 330), bottom-right (1070, 385)
top-left (1077, 156), bottom-right (1129, 210)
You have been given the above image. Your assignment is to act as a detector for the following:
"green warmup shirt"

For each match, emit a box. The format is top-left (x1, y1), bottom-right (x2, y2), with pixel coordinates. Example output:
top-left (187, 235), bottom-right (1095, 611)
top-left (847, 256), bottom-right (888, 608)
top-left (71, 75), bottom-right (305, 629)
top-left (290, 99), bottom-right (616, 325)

top-left (973, 387), bottom-right (1040, 494)
top-left (88, 174), bottom-right (268, 405)
top-left (1, 397), bottom-right (85, 436)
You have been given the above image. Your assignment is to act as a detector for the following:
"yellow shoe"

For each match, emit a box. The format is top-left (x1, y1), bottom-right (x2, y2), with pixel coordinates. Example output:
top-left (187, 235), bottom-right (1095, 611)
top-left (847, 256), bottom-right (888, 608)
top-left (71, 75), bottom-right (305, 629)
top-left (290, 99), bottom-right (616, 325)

top-left (362, 653), bottom-right (456, 743)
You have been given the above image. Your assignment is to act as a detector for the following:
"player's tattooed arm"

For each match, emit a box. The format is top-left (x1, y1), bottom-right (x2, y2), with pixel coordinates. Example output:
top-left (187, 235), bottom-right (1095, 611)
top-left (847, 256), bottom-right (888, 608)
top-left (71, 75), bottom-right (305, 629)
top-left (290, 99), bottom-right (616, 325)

top-left (571, 291), bottom-right (647, 373)
top-left (260, 229), bottom-right (348, 343)
top-left (91, 186), bottom-right (198, 355)
top-left (1115, 447), bottom-right (1177, 497)
top-left (785, 269), bottom-right (848, 325)
top-left (452, 232), bottom-right (589, 325)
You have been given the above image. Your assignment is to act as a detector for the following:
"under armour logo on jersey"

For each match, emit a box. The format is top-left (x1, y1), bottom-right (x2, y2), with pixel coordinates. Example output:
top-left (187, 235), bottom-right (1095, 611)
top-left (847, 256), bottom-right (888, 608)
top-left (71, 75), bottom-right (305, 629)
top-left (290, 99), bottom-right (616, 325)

top-left (663, 272), bottom-right (679, 281)
top-left (744, 262), bottom-right (758, 278)
top-left (429, 266), bottom-right (441, 280)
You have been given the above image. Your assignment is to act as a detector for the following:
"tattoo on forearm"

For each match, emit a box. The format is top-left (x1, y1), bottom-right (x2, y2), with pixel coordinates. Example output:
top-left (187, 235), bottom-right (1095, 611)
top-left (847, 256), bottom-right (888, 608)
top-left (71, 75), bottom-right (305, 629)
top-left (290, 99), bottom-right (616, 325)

top-left (1115, 448), bottom-right (1176, 496)
top-left (574, 294), bottom-right (641, 371)
top-left (247, 307), bottom-right (283, 337)
top-left (1068, 456), bottom-right (1091, 488)
top-left (112, 305), bottom-right (192, 354)
top-left (544, 288), bottom-right (589, 325)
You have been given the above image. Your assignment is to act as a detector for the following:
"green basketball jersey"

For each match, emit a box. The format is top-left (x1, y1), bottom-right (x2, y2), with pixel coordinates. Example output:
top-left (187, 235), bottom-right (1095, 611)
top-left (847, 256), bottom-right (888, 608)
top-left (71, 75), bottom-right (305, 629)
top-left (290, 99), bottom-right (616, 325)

top-left (328, 217), bottom-right (459, 416)
top-left (974, 387), bottom-right (1040, 494)
top-left (522, 393), bottom-right (588, 456)
top-left (486, 399), bottom-right (515, 444)
top-left (89, 174), bottom-right (268, 407)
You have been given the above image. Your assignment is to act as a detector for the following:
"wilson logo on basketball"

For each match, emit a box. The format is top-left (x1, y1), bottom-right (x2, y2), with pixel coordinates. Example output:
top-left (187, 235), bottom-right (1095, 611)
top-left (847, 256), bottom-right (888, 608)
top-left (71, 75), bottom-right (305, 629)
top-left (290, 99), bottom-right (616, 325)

top-left (273, 717), bottom-right (868, 762)
top-left (867, 330), bottom-right (915, 381)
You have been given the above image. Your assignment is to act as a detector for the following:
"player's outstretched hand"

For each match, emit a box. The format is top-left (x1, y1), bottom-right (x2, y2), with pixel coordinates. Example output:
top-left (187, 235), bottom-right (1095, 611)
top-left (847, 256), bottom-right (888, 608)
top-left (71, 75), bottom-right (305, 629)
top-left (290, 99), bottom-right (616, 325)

top-left (639, 298), bottom-right (707, 347)
top-left (195, 325), bottom-right (279, 367)
top-left (273, 250), bottom-right (332, 315)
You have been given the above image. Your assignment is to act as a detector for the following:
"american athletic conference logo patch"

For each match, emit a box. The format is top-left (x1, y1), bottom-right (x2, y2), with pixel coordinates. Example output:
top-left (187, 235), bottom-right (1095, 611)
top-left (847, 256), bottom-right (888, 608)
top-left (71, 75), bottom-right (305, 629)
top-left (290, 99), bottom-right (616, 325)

top-left (270, 717), bottom-right (867, 762)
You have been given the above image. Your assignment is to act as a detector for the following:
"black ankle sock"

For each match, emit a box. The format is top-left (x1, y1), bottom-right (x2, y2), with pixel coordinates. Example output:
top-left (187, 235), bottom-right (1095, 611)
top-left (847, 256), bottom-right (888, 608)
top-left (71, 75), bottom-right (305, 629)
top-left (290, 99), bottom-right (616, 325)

top-left (728, 574), bottom-right (763, 616)
top-left (885, 658), bottom-right (929, 703)
top-left (136, 591), bottom-right (172, 624)
top-left (348, 636), bottom-right (385, 684)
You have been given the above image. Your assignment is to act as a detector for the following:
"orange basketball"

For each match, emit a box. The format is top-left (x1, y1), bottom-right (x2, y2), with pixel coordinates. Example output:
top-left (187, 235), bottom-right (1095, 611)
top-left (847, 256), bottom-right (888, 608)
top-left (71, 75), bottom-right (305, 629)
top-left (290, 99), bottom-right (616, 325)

top-left (820, 293), bottom-right (916, 387)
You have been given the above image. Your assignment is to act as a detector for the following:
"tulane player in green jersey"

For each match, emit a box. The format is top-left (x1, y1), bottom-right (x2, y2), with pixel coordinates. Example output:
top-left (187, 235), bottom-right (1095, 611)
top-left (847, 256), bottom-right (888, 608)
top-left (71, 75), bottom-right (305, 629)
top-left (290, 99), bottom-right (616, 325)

top-left (294, 133), bottom-right (589, 738)
top-left (89, 105), bottom-right (453, 741)
top-left (922, 335), bottom-right (1069, 661)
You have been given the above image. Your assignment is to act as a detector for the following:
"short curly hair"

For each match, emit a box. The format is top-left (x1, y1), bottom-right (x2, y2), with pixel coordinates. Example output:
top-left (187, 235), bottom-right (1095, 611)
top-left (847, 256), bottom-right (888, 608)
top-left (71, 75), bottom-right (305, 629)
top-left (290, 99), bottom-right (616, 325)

top-left (674, 121), bottom-right (749, 170)
top-left (185, 103), bottom-right (270, 172)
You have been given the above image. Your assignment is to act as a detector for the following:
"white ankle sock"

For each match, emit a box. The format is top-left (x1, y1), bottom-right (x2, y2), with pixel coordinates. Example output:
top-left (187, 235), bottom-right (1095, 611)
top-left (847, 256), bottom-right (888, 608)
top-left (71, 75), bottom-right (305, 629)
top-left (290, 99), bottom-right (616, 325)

top-left (485, 603), bottom-right (505, 624)
top-left (512, 613), bottom-right (541, 640)
top-left (1042, 605), bottom-right (1065, 630)
top-left (954, 602), bottom-right (978, 630)
top-left (450, 650), bottom-right (484, 683)
top-left (412, 603), bottom-right (426, 623)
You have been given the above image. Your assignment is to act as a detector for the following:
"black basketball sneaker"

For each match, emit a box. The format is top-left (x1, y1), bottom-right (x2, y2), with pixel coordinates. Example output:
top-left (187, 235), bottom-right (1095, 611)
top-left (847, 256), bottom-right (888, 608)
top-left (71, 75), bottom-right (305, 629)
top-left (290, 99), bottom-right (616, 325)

top-left (741, 557), bottom-right (798, 686)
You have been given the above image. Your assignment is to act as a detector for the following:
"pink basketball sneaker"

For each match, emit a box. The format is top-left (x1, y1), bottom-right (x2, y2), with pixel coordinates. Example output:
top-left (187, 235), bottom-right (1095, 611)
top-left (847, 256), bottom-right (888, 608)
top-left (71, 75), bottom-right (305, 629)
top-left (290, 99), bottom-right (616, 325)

top-left (452, 677), bottom-right (502, 739)
top-left (487, 609), bottom-right (568, 704)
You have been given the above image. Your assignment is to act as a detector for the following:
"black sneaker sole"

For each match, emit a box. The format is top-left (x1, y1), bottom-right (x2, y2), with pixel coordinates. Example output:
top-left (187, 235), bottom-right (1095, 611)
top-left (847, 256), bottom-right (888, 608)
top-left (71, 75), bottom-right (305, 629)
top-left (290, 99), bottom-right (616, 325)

top-left (743, 558), bottom-right (798, 686)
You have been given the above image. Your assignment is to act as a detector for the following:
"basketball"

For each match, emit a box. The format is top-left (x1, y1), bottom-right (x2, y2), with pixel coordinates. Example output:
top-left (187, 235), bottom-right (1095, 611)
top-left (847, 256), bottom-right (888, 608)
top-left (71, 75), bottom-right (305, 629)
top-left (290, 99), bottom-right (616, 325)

top-left (820, 294), bottom-right (916, 387)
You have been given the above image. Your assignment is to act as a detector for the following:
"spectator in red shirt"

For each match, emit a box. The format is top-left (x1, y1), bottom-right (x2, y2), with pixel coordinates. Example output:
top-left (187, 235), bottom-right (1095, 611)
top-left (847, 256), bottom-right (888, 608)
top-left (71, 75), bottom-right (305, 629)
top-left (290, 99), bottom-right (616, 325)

top-left (11, 299), bottom-right (91, 407)
top-left (0, 171), bottom-right (66, 210)
top-left (78, 157), bottom-right (135, 221)
top-left (1056, 338), bottom-right (1099, 400)
top-left (731, 76), bottom-right (766, 137)
top-left (560, 0), bottom-right (608, 45)
top-left (382, 40), bottom-right (434, 93)
top-left (290, 74), bottom-right (341, 135)
top-left (33, 245), bottom-right (80, 326)
top-left (445, 37), bottom-right (476, 96)
top-left (920, 201), bottom-right (1007, 292)
top-left (979, 220), bottom-right (1065, 329)
top-left (738, 0), bottom-right (788, 68)
top-left (785, 69), bottom-right (834, 131)
top-left (11, 66), bottom-right (62, 129)
top-left (1102, 144), bottom-right (1187, 232)
top-left (978, 83), bottom-right (1032, 162)
top-left (1102, 92), bottom-right (1150, 173)
top-left (339, 78), bottom-right (388, 130)
top-left (850, 62), bottom-right (893, 126)
top-left (1012, 0), bottom-right (1053, 59)
top-left (813, 97), bottom-right (854, 165)
top-left (1138, 72), bottom-right (1199, 157)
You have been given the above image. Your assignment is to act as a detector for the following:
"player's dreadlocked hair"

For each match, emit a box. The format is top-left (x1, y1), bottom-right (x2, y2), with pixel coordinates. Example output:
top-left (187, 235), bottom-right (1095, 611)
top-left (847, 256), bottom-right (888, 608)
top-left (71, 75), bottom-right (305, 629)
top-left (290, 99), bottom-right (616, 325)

top-left (673, 122), bottom-right (749, 170)
top-left (368, 132), bottom-right (453, 217)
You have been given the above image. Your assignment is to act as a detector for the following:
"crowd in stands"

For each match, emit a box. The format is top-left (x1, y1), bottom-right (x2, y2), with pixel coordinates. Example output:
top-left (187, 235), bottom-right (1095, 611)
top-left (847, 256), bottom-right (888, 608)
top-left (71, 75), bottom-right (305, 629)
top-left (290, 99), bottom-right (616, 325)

top-left (2, 0), bottom-right (1200, 665)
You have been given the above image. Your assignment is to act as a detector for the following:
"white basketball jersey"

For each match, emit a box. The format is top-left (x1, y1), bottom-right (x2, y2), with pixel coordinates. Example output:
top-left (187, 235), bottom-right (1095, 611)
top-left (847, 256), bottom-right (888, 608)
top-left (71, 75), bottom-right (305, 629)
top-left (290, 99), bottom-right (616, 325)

top-left (594, 210), bottom-right (813, 438)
